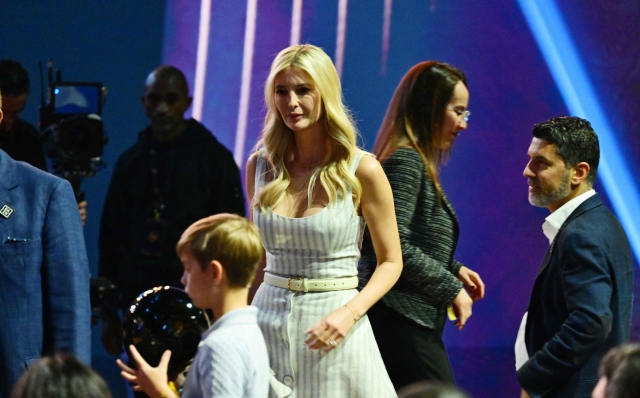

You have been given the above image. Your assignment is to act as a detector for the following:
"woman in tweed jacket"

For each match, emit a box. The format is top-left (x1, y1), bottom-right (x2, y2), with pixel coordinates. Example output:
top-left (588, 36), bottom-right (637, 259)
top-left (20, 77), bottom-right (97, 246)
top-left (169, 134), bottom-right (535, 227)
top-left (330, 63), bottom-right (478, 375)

top-left (359, 61), bottom-right (485, 389)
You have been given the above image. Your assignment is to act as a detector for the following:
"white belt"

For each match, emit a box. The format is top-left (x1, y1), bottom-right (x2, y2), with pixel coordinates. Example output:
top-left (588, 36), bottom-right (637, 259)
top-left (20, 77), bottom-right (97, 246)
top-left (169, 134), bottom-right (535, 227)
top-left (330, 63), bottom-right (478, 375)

top-left (264, 272), bottom-right (359, 293)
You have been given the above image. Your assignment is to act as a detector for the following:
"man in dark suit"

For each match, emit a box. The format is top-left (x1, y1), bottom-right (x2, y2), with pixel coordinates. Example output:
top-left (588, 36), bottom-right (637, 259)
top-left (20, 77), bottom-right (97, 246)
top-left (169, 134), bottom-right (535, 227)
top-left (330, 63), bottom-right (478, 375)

top-left (0, 90), bottom-right (91, 397)
top-left (516, 116), bottom-right (633, 397)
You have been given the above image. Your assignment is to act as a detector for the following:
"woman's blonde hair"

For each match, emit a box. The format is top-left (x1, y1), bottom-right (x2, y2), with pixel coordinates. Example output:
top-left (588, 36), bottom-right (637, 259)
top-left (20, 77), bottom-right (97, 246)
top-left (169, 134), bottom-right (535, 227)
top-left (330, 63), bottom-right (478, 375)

top-left (374, 61), bottom-right (466, 202)
top-left (253, 44), bottom-right (362, 212)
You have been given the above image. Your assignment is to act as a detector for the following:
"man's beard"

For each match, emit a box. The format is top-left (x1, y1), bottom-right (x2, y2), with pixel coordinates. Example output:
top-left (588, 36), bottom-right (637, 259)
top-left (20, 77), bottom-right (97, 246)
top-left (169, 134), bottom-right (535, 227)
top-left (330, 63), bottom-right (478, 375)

top-left (528, 170), bottom-right (571, 208)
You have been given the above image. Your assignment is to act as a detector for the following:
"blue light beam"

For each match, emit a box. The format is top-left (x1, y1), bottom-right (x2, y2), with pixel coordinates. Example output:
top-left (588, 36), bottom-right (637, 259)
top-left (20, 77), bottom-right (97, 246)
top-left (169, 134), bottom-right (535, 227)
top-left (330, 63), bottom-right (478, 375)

top-left (517, 0), bottom-right (640, 264)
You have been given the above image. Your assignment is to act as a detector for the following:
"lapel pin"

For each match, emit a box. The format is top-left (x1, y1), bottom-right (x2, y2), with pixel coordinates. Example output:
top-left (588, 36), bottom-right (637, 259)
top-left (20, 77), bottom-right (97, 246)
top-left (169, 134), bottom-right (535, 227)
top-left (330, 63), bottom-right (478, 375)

top-left (0, 205), bottom-right (14, 219)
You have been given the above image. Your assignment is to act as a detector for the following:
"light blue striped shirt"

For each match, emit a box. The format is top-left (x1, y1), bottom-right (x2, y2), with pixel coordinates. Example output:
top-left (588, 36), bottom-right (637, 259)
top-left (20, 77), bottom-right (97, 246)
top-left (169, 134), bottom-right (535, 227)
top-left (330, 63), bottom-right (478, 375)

top-left (182, 306), bottom-right (269, 398)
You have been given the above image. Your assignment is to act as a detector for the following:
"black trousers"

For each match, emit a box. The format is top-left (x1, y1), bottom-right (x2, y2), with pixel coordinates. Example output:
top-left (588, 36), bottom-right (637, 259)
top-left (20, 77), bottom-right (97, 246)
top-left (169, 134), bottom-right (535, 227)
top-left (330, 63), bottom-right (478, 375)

top-left (368, 302), bottom-right (455, 391)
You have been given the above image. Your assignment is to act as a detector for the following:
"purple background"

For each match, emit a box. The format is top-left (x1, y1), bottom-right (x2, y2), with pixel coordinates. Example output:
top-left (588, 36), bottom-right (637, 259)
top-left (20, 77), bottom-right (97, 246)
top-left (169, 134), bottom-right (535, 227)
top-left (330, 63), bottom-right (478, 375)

top-left (2, 1), bottom-right (639, 396)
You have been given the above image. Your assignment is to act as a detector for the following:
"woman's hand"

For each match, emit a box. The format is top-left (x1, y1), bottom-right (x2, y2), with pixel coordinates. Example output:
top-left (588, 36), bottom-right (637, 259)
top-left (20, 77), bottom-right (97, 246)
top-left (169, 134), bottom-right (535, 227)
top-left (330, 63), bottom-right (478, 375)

top-left (457, 266), bottom-right (485, 302)
top-left (451, 288), bottom-right (473, 330)
top-left (116, 345), bottom-right (177, 398)
top-left (304, 306), bottom-right (356, 352)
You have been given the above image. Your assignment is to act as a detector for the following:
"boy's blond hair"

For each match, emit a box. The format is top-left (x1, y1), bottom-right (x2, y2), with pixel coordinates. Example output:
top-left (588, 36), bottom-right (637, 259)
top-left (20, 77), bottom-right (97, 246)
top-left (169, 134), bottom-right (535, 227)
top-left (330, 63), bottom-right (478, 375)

top-left (176, 214), bottom-right (262, 288)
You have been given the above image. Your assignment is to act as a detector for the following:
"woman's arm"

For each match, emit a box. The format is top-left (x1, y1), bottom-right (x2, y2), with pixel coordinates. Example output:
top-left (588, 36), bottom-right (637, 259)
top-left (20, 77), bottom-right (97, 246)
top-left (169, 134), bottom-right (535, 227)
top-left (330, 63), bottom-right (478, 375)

top-left (384, 148), bottom-right (465, 305)
top-left (305, 154), bottom-right (402, 350)
top-left (245, 153), bottom-right (267, 301)
top-left (384, 149), bottom-right (483, 328)
top-left (350, 154), bottom-right (403, 316)
top-left (245, 153), bottom-right (258, 221)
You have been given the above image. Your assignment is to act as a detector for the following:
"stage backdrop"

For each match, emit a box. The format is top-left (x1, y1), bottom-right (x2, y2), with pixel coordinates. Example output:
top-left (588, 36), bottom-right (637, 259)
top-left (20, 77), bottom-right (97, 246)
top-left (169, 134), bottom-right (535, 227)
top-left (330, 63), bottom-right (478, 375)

top-left (162, 0), bottom-right (640, 396)
top-left (2, 1), bottom-right (639, 397)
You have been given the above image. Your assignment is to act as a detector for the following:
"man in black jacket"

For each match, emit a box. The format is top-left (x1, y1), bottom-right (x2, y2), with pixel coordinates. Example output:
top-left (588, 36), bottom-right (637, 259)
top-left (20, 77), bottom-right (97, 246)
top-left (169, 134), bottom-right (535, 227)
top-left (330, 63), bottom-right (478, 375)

top-left (99, 65), bottom-right (245, 355)
top-left (516, 116), bottom-right (633, 397)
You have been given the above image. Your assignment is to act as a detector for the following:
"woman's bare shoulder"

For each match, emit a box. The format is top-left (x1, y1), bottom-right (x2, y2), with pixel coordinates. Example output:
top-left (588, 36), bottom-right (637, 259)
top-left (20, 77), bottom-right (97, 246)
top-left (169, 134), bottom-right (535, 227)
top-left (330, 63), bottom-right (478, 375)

top-left (246, 152), bottom-right (260, 170)
top-left (355, 151), bottom-right (383, 182)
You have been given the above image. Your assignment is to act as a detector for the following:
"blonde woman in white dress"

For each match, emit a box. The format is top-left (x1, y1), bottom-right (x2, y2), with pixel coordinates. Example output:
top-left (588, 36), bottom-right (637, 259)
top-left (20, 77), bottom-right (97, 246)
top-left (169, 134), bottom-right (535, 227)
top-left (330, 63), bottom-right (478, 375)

top-left (246, 44), bottom-right (401, 397)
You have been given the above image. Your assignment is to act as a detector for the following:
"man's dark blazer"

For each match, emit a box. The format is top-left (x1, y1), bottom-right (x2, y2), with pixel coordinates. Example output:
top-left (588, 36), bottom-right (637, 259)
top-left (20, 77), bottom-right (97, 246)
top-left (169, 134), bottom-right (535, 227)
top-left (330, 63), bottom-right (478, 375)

top-left (517, 193), bottom-right (633, 397)
top-left (0, 149), bottom-right (91, 397)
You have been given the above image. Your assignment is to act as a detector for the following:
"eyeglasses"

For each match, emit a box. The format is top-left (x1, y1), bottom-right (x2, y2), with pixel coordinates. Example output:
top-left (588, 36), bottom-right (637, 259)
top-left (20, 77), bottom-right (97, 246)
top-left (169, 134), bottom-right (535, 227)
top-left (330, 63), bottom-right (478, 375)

top-left (448, 106), bottom-right (470, 122)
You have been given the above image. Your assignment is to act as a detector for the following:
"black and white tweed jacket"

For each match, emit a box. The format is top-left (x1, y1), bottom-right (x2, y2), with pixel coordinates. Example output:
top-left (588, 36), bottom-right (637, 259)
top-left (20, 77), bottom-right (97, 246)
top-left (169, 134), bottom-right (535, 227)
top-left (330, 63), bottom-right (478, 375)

top-left (359, 146), bottom-right (464, 329)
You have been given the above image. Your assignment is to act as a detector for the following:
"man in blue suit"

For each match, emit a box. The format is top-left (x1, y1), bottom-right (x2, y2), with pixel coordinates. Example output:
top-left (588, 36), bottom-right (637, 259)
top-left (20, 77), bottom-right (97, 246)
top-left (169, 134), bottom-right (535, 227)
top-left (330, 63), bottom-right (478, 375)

top-left (0, 90), bottom-right (91, 397)
top-left (516, 116), bottom-right (633, 397)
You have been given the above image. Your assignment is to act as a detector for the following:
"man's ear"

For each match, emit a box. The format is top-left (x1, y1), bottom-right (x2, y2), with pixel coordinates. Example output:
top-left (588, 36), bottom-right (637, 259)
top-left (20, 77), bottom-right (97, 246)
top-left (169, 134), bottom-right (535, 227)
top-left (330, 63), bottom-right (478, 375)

top-left (209, 260), bottom-right (225, 285)
top-left (571, 162), bottom-right (590, 186)
top-left (0, 108), bottom-right (3, 124)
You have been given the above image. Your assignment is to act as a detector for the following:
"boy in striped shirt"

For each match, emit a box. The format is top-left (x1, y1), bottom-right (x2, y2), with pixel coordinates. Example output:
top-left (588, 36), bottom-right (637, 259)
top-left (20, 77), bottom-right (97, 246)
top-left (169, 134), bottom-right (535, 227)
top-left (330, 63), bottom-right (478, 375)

top-left (118, 213), bottom-right (270, 398)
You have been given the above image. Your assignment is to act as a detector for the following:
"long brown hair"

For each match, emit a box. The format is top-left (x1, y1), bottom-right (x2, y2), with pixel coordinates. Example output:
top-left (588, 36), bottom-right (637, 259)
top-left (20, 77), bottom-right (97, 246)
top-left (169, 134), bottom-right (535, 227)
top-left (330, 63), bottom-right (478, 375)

top-left (373, 61), bottom-right (467, 199)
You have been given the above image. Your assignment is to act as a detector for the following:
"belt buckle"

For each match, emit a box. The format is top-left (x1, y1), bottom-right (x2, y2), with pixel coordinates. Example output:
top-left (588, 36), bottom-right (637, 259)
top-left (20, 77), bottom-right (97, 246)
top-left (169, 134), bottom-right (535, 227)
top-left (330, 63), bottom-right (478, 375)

top-left (287, 277), bottom-right (304, 292)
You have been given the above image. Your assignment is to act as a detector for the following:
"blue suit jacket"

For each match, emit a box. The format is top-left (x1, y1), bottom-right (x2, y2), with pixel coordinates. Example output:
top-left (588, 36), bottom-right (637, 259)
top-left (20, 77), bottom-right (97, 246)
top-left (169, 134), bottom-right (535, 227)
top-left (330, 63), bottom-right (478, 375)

top-left (0, 149), bottom-right (91, 397)
top-left (517, 194), bottom-right (633, 397)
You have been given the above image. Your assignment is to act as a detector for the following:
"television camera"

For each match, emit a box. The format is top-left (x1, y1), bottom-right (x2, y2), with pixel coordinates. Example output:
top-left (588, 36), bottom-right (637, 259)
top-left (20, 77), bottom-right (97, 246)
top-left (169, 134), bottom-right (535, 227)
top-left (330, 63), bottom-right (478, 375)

top-left (38, 61), bottom-right (115, 323)
top-left (39, 60), bottom-right (108, 200)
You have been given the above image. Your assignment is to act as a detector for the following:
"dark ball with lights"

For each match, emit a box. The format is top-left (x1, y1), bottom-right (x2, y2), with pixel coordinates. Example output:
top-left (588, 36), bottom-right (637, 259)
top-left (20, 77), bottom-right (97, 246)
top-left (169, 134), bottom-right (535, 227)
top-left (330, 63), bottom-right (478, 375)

top-left (122, 286), bottom-right (211, 378)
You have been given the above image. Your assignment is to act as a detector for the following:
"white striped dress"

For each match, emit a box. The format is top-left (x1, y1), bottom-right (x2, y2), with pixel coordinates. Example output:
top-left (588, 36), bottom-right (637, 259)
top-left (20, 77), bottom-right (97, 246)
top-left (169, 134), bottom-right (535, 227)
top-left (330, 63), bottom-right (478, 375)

top-left (252, 151), bottom-right (397, 398)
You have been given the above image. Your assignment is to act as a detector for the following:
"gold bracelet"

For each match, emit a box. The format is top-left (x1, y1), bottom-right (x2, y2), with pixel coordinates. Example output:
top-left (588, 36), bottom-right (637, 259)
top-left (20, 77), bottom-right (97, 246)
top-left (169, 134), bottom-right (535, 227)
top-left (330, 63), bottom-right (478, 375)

top-left (344, 304), bottom-right (358, 322)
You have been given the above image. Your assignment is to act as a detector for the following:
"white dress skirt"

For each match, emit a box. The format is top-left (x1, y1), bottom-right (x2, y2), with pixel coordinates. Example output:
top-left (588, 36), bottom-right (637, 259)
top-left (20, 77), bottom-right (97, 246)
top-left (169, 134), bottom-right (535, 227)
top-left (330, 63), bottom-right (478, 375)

top-left (252, 151), bottom-right (397, 398)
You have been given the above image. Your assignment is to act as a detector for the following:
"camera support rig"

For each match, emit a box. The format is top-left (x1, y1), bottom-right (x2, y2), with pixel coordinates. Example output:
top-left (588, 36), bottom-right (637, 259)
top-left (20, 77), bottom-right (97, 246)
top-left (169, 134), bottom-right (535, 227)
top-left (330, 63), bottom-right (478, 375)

top-left (38, 60), bottom-right (108, 200)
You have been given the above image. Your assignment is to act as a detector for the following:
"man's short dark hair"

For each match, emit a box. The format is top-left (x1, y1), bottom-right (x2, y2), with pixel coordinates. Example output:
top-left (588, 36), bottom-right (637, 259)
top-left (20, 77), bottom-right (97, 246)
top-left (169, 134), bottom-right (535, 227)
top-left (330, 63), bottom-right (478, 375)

top-left (0, 59), bottom-right (30, 96)
top-left (532, 116), bottom-right (600, 185)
